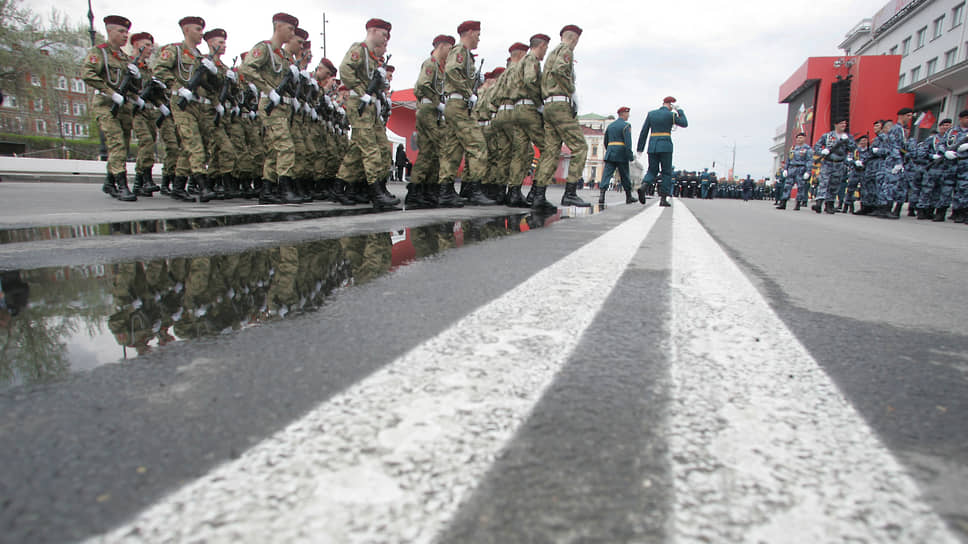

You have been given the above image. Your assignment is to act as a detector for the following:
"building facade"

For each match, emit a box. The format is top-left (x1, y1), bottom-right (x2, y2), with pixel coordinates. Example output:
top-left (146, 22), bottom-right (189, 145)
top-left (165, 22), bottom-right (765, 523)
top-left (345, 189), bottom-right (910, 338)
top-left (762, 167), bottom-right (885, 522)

top-left (1, 69), bottom-right (94, 142)
top-left (577, 113), bottom-right (611, 185)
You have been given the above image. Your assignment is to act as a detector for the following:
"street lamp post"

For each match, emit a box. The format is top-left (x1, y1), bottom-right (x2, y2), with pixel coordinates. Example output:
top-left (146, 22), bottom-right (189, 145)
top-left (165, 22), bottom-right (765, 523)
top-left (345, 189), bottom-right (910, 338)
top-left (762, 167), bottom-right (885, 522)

top-left (320, 12), bottom-right (329, 59)
top-left (87, 0), bottom-right (107, 161)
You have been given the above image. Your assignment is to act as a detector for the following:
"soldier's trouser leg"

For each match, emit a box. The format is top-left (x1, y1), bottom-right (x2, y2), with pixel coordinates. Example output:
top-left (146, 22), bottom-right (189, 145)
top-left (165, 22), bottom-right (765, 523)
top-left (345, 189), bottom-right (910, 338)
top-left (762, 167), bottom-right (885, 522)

top-left (918, 169), bottom-right (941, 208)
top-left (337, 96), bottom-right (384, 183)
top-left (953, 162), bottom-right (968, 210)
top-left (643, 154), bottom-right (661, 195)
top-left (259, 99), bottom-right (295, 182)
top-left (159, 115), bottom-right (179, 177)
top-left (132, 112), bottom-right (157, 173)
top-left (95, 103), bottom-right (133, 175)
top-left (210, 123), bottom-right (237, 177)
top-left (876, 167), bottom-right (897, 205)
top-left (291, 121), bottom-right (310, 180)
top-left (490, 112), bottom-right (514, 184)
top-left (228, 121), bottom-right (250, 178)
top-left (906, 171), bottom-right (921, 206)
top-left (512, 105), bottom-right (544, 185)
top-left (373, 120), bottom-right (392, 181)
top-left (616, 161), bottom-right (631, 192)
top-left (321, 131), bottom-right (340, 179)
top-left (411, 106), bottom-right (442, 185)
top-left (600, 161), bottom-right (617, 190)
top-left (817, 161), bottom-right (845, 200)
top-left (860, 169), bottom-right (877, 206)
top-left (538, 103), bottom-right (587, 186)
top-left (439, 100), bottom-right (488, 184)
top-left (171, 102), bottom-right (213, 177)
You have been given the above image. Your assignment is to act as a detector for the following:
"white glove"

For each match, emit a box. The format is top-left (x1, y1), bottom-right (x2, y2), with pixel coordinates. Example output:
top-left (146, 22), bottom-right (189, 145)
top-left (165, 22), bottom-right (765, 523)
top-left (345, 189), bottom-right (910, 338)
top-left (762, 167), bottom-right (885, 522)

top-left (126, 63), bottom-right (141, 78)
top-left (469, 94), bottom-right (478, 109)
top-left (782, 169), bottom-right (788, 177)
top-left (436, 102), bottom-right (445, 113)
top-left (302, 103), bottom-right (311, 115)
top-left (376, 66), bottom-right (387, 79)
top-left (214, 103), bottom-right (225, 116)
top-left (289, 65), bottom-right (300, 78)
top-left (158, 104), bottom-right (171, 117)
top-left (248, 83), bottom-right (258, 94)
top-left (133, 97), bottom-right (145, 109)
top-left (292, 97), bottom-right (300, 111)
top-left (300, 69), bottom-right (311, 80)
top-left (360, 94), bottom-right (372, 104)
top-left (324, 95), bottom-right (333, 107)
top-left (248, 110), bottom-right (257, 120)
top-left (871, 147), bottom-right (880, 154)
top-left (111, 92), bottom-right (125, 105)
top-left (931, 154), bottom-right (941, 160)
top-left (891, 164), bottom-right (903, 174)
top-left (802, 172), bottom-right (811, 180)
top-left (178, 87), bottom-right (194, 101)
top-left (225, 70), bottom-right (237, 82)
top-left (151, 78), bottom-right (166, 89)
top-left (537, 105), bottom-right (544, 114)
top-left (855, 160), bottom-right (864, 167)
top-left (958, 143), bottom-right (968, 152)
top-left (310, 109), bottom-right (318, 121)
top-left (636, 151), bottom-right (643, 160)
top-left (310, 79), bottom-right (319, 90)
top-left (201, 58), bottom-right (217, 74)
top-left (230, 106), bottom-right (240, 117)
top-left (821, 148), bottom-right (830, 156)
top-left (268, 89), bottom-right (281, 105)
top-left (839, 133), bottom-right (848, 140)
top-left (945, 150), bottom-right (957, 160)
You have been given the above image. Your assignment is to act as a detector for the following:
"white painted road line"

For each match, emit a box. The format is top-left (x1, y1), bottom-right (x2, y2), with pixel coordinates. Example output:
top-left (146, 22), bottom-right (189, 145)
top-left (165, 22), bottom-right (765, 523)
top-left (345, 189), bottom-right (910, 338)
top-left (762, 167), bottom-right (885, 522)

top-left (88, 205), bottom-right (664, 544)
top-left (668, 203), bottom-right (958, 543)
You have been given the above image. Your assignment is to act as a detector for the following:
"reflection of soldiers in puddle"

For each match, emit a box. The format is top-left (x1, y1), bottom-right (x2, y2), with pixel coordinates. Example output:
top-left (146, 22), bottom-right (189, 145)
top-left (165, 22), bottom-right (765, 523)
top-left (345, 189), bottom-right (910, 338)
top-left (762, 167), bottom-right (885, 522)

top-left (340, 232), bottom-right (392, 286)
top-left (109, 262), bottom-right (162, 355)
top-left (173, 256), bottom-right (241, 340)
top-left (266, 239), bottom-right (352, 317)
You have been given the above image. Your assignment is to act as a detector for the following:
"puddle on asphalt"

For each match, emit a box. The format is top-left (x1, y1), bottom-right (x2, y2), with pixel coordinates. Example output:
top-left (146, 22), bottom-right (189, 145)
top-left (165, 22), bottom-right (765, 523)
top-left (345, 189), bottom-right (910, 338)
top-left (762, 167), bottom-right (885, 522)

top-left (0, 206), bottom-right (604, 389)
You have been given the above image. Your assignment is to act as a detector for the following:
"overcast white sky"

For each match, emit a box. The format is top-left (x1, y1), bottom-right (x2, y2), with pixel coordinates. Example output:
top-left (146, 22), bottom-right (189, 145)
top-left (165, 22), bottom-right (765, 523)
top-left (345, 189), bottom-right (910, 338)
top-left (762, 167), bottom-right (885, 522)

top-left (32, 0), bottom-right (888, 179)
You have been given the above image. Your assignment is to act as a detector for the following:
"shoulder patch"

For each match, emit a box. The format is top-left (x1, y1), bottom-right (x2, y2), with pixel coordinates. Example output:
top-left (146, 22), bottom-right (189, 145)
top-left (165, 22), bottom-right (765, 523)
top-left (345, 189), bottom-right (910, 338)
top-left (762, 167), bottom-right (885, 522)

top-left (456, 53), bottom-right (464, 63)
top-left (252, 47), bottom-right (262, 58)
top-left (564, 53), bottom-right (571, 63)
top-left (425, 67), bottom-right (432, 76)
top-left (87, 53), bottom-right (98, 64)
top-left (351, 50), bottom-right (359, 61)
top-left (160, 49), bottom-right (171, 60)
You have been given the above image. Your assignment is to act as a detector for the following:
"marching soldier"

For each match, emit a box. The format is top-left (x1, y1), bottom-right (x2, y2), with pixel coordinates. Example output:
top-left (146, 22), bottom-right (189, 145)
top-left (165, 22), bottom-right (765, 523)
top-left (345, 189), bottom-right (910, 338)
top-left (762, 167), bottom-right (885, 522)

top-left (407, 34), bottom-right (454, 209)
top-left (286, 29), bottom-right (312, 203)
top-left (333, 18), bottom-right (400, 210)
top-left (82, 15), bottom-right (138, 201)
top-left (777, 132), bottom-right (811, 210)
top-left (239, 12), bottom-right (301, 205)
top-left (538, 24), bottom-right (590, 210)
top-left (915, 118), bottom-right (952, 219)
top-left (154, 16), bottom-right (218, 202)
top-left (235, 51), bottom-right (265, 199)
top-left (312, 58), bottom-right (338, 200)
top-left (475, 68), bottom-right (503, 200)
top-left (490, 43), bottom-right (529, 206)
top-left (871, 108), bottom-right (912, 218)
top-left (203, 28), bottom-right (240, 200)
top-left (599, 106), bottom-right (634, 204)
top-left (439, 20), bottom-right (496, 206)
top-left (636, 96), bottom-right (688, 207)
top-left (128, 31), bottom-right (162, 198)
top-left (511, 33), bottom-right (551, 208)
top-left (811, 118), bottom-right (856, 214)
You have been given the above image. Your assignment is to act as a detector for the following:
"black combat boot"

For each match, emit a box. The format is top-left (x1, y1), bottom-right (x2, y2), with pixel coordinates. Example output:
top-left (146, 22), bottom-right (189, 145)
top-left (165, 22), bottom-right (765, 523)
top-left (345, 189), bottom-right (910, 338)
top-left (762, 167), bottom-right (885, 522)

top-left (331, 179), bottom-right (357, 206)
top-left (637, 184), bottom-right (647, 204)
top-left (562, 182), bottom-right (591, 207)
top-left (507, 185), bottom-right (527, 207)
top-left (142, 168), bottom-right (160, 193)
top-left (845, 201), bottom-right (854, 214)
top-left (465, 181), bottom-right (498, 205)
top-left (812, 199), bottom-right (823, 213)
top-left (423, 183), bottom-right (441, 208)
top-left (872, 205), bottom-right (890, 218)
top-left (404, 183), bottom-right (425, 209)
top-left (378, 178), bottom-right (400, 205)
top-left (659, 195), bottom-right (671, 207)
top-left (102, 172), bottom-right (119, 198)
top-left (132, 170), bottom-right (148, 197)
top-left (794, 200), bottom-right (802, 210)
top-left (278, 176), bottom-right (301, 204)
top-left (211, 175), bottom-right (226, 200)
top-left (824, 201), bottom-right (836, 214)
top-left (350, 182), bottom-right (370, 204)
top-left (932, 206), bottom-right (948, 222)
top-left (525, 184), bottom-right (535, 206)
top-left (530, 185), bottom-right (558, 214)
top-left (259, 180), bottom-right (282, 204)
top-left (907, 203), bottom-right (917, 217)
top-left (624, 188), bottom-right (636, 204)
top-left (889, 201), bottom-right (903, 218)
top-left (170, 176), bottom-right (190, 201)
top-left (367, 181), bottom-right (401, 211)
top-left (598, 186), bottom-right (608, 205)
top-left (776, 199), bottom-right (787, 210)
top-left (953, 208), bottom-right (967, 223)
top-left (312, 179), bottom-right (328, 201)
top-left (458, 180), bottom-right (472, 200)
top-left (196, 173), bottom-right (216, 203)
top-left (159, 173), bottom-right (172, 196)
top-left (224, 175), bottom-right (241, 199)
top-left (494, 184), bottom-right (507, 205)
top-left (438, 182), bottom-right (464, 207)
top-left (115, 171), bottom-right (137, 202)
top-left (916, 207), bottom-right (931, 220)
top-left (855, 203), bottom-right (870, 215)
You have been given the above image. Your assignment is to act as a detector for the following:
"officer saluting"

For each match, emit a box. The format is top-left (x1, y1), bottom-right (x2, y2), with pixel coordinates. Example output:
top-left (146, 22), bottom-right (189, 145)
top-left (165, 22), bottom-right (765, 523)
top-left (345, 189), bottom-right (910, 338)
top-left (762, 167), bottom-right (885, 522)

top-left (599, 106), bottom-right (634, 204)
top-left (636, 96), bottom-right (688, 206)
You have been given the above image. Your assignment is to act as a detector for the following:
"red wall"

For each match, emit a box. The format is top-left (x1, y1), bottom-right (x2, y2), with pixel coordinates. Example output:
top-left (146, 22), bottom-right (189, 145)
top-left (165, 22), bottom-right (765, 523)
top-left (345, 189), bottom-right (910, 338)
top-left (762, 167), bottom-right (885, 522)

top-left (387, 105), bottom-right (418, 165)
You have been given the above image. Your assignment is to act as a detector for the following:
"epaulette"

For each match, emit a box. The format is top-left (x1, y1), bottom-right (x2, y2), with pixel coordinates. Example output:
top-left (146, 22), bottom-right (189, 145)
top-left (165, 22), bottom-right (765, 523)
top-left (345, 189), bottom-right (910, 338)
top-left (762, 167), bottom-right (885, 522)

top-left (96, 43), bottom-right (109, 49)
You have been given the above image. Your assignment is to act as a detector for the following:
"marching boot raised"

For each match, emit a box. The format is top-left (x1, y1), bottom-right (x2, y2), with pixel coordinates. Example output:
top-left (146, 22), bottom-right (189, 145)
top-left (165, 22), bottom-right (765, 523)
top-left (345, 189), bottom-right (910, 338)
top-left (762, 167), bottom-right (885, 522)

top-left (102, 172), bottom-right (119, 199)
top-left (659, 195), bottom-right (671, 207)
top-left (367, 181), bottom-right (401, 211)
top-left (115, 171), bottom-right (137, 202)
top-left (824, 200), bottom-right (836, 214)
top-left (775, 199), bottom-right (787, 210)
top-left (530, 185), bottom-right (558, 214)
top-left (195, 173), bottom-right (216, 203)
top-left (562, 182), bottom-right (591, 207)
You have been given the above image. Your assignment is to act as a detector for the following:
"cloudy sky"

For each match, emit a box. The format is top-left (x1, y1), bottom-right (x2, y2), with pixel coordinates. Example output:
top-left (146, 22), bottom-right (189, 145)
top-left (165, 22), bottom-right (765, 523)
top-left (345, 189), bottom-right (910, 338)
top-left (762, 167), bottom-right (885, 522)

top-left (32, 0), bottom-right (887, 179)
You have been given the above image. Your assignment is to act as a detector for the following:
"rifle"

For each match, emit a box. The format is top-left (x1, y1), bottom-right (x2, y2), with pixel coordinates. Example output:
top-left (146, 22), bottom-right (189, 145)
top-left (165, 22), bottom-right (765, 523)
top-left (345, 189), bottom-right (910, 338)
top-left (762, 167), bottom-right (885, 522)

top-left (213, 57), bottom-right (240, 126)
top-left (176, 46), bottom-right (220, 110)
top-left (357, 54), bottom-right (391, 116)
top-left (468, 57), bottom-right (484, 114)
top-left (111, 45), bottom-right (147, 117)
top-left (264, 65), bottom-right (297, 116)
top-left (137, 77), bottom-right (171, 128)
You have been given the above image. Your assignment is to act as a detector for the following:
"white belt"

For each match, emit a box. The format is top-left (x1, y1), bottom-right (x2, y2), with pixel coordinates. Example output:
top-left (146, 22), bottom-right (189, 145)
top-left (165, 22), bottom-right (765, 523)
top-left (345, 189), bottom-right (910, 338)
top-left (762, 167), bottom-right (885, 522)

top-left (515, 99), bottom-right (538, 106)
top-left (420, 98), bottom-right (435, 104)
top-left (196, 97), bottom-right (212, 105)
top-left (478, 120), bottom-right (490, 126)
top-left (260, 92), bottom-right (293, 105)
top-left (448, 92), bottom-right (466, 101)
top-left (499, 104), bottom-right (514, 111)
top-left (545, 95), bottom-right (570, 103)
top-left (348, 90), bottom-right (359, 97)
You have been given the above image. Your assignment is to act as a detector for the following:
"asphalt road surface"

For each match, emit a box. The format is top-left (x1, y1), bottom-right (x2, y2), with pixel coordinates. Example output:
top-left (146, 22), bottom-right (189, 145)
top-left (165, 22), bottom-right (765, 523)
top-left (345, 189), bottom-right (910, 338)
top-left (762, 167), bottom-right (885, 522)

top-left (1, 182), bottom-right (966, 543)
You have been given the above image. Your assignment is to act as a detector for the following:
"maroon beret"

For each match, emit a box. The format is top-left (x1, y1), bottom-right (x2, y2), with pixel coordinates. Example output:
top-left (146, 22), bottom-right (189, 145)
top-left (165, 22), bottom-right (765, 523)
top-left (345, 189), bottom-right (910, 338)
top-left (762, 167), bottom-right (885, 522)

top-left (366, 18), bottom-right (392, 32)
top-left (508, 42), bottom-right (528, 53)
top-left (103, 15), bottom-right (131, 29)
top-left (130, 32), bottom-right (153, 44)
top-left (560, 24), bottom-right (582, 36)
top-left (530, 33), bottom-right (551, 43)
top-left (272, 13), bottom-right (298, 27)
top-left (617, 107), bottom-right (630, 114)
top-left (663, 96), bottom-right (676, 104)
top-left (457, 20), bottom-right (481, 35)
top-left (178, 16), bottom-right (205, 28)
top-left (294, 27), bottom-right (309, 40)
top-left (492, 67), bottom-right (506, 77)
top-left (319, 58), bottom-right (337, 75)
top-left (385, 65), bottom-right (395, 72)
top-left (433, 34), bottom-right (456, 47)
top-left (203, 28), bottom-right (226, 41)
top-left (484, 71), bottom-right (496, 80)
top-left (338, 84), bottom-right (349, 92)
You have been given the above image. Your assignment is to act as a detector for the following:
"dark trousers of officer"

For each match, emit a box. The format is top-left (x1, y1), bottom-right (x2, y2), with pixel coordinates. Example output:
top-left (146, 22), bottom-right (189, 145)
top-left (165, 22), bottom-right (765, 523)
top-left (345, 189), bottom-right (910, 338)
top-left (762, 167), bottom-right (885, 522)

top-left (601, 160), bottom-right (630, 192)
top-left (643, 152), bottom-right (673, 196)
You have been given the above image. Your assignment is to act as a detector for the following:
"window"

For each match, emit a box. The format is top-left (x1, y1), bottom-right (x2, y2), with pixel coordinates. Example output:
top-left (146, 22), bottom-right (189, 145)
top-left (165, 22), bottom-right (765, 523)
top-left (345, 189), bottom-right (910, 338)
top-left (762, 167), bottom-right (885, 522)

top-left (61, 101), bottom-right (70, 114)
top-left (898, 73), bottom-right (907, 89)
top-left (73, 102), bottom-right (86, 115)
top-left (35, 119), bottom-right (46, 133)
top-left (902, 37), bottom-right (911, 55)
top-left (591, 145), bottom-right (598, 158)
top-left (927, 57), bottom-right (939, 75)
top-left (70, 78), bottom-right (86, 93)
top-left (911, 65), bottom-right (922, 81)
top-left (946, 47), bottom-right (958, 68)
top-left (75, 123), bottom-right (86, 137)
top-left (1, 94), bottom-right (16, 108)
top-left (30, 74), bottom-right (41, 87)
top-left (917, 26), bottom-right (927, 48)
top-left (33, 98), bottom-right (43, 112)
top-left (955, 3), bottom-right (965, 28)
top-left (591, 166), bottom-right (597, 181)
top-left (56, 76), bottom-right (68, 90)
top-left (62, 121), bottom-right (72, 135)
top-left (934, 16), bottom-right (946, 39)
top-left (890, 45), bottom-right (898, 55)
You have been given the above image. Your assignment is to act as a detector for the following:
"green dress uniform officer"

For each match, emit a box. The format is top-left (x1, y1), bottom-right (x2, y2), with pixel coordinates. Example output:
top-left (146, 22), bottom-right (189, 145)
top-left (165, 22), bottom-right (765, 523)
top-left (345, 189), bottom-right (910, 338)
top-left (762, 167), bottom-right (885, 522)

top-left (332, 18), bottom-right (399, 210)
top-left (538, 24), bottom-right (590, 210)
top-left (510, 33), bottom-right (552, 208)
top-left (438, 20), bottom-right (496, 206)
top-left (128, 31), bottom-right (162, 197)
top-left (599, 106), bottom-right (634, 204)
top-left (239, 12), bottom-right (301, 205)
top-left (407, 34), bottom-right (454, 209)
top-left (154, 16), bottom-right (218, 202)
top-left (82, 15), bottom-right (138, 201)
top-left (636, 96), bottom-right (688, 206)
